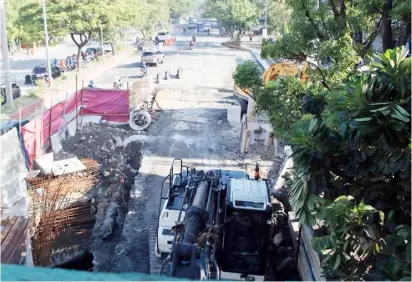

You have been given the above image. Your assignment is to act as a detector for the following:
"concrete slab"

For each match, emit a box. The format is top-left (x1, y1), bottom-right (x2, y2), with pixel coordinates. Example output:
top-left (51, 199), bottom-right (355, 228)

top-left (51, 157), bottom-right (86, 176)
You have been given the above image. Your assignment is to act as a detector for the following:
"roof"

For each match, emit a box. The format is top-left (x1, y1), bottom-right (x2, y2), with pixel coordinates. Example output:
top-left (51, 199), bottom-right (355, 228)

top-left (229, 178), bottom-right (270, 211)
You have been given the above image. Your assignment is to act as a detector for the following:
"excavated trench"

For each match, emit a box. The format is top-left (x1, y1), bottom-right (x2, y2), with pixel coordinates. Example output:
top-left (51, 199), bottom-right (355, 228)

top-left (52, 124), bottom-right (144, 272)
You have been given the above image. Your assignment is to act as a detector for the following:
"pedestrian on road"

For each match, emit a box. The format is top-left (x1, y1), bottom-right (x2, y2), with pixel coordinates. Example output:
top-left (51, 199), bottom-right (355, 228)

top-left (249, 33), bottom-right (253, 42)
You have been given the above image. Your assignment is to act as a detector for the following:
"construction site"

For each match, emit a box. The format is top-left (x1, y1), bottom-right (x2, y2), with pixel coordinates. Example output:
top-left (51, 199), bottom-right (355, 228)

top-left (1, 33), bottom-right (322, 281)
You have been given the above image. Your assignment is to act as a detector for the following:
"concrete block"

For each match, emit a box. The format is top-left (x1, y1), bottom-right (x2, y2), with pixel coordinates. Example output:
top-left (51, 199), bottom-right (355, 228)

top-left (50, 133), bottom-right (63, 153)
top-left (227, 104), bottom-right (241, 126)
top-left (51, 157), bottom-right (86, 176)
top-left (33, 152), bottom-right (54, 175)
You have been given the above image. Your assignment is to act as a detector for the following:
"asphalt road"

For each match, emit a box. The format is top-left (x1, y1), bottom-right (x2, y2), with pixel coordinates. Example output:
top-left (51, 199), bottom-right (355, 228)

top-left (0, 32), bottom-right (136, 95)
top-left (87, 24), bottom-right (261, 274)
top-left (94, 25), bottom-right (252, 90)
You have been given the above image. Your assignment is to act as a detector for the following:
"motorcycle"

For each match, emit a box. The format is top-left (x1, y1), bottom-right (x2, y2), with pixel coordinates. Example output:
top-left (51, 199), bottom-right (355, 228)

top-left (113, 80), bottom-right (123, 89)
top-left (141, 67), bottom-right (148, 77)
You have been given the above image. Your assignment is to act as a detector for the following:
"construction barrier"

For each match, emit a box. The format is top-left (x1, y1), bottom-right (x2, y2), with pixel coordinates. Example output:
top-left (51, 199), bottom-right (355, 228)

top-left (21, 88), bottom-right (130, 168)
top-left (163, 37), bottom-right (176, 46)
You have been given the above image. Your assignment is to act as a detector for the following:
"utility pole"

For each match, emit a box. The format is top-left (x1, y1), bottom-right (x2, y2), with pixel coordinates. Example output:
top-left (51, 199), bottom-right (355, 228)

top-left (42, 0), bottom-right (52, 86)
top-left (262, 0), bottom-right (268, 38)
top-left (100, 24), bottom-right (104, 57)
top-left (0, 0), bottom-right (13, 107)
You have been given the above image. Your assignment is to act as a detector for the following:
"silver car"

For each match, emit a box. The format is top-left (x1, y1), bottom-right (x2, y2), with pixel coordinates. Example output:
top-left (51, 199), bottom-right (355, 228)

top-left (141, 50), bottom-right (165, 67)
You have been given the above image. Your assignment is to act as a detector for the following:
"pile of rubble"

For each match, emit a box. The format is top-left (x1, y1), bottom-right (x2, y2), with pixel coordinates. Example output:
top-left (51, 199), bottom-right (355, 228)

top-left (55, 123), bottom-right (144, 271)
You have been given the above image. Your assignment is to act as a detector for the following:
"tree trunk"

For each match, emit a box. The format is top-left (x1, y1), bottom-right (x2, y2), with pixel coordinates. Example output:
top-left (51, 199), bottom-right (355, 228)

top-left (71, 31), bottom-right (93, 72)
top-left (382, 0), bottom-right (394, 51)
top-left (110, 42), bottom-right (115, 55)
top-left (398, 20), bottom-right (411, 47)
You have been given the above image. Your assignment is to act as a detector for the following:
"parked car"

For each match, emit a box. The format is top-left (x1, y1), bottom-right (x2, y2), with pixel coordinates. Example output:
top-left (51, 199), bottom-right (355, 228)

top-left (203, 23), bottom-right (212, 32)
top-left (1, 83), bottom-right (21, 105)
top-left (31, 65), bottom-right (62, 84)
top-left (141, 50), bottom-right (165, 66)
top-left (85, 47), bottom-right (103, 56)
top-left (85, 42), bottom-right (112, 53)
top-left (187, 23), bottom-right (196, 29)
top-left (0, 119), bottom-right (29, 135)
top-left (155, 31), bottom-right (170, 42)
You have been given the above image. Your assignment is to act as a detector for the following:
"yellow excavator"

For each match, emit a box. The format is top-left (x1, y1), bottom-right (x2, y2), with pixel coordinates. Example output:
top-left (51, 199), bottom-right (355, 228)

top-left (234, 62), bottom-right (311, 99)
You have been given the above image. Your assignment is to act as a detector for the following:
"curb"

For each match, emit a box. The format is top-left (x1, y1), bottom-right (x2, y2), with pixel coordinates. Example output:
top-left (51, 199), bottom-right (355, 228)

top-left (221, 42), bottom-right (271, 70)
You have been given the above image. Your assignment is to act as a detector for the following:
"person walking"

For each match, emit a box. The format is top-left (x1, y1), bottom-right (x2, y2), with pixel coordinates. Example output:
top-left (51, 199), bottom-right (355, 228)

top-left (249, 33), bottom-right (253, 42)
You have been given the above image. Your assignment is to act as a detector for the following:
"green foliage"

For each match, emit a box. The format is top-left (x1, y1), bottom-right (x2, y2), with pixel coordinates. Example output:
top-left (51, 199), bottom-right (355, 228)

top-left (205, 0), bottom-right (259, 40)
top-left (260, 0), bottom-right (410, 86)
top-left (232, 61), bottom-right (262, 91)
top-left (168, 0), bottom-right (195, 19)
top-left (254, 77), bottom-right (306, 137)
top-left (275, 48), bottom-right (412, 280)
top-left (312, 196), bottom-right (381, 279)
top-left (133, 0), bottom-right (170, 38)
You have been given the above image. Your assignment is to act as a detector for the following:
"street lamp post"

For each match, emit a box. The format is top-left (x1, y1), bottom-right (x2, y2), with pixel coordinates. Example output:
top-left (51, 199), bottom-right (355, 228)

top-left (41, 0), bottom-right (52, 86)
top-left (0, 0), bottom-right (13, 106)
top-left (100, 24), bottom-right (104, 57)
top-left (262, 0), bottom-right (268, 38)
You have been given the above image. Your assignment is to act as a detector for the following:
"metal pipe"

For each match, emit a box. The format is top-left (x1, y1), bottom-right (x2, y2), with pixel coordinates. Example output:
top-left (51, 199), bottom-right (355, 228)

top-left (192, 181), bottom-right (208, 209)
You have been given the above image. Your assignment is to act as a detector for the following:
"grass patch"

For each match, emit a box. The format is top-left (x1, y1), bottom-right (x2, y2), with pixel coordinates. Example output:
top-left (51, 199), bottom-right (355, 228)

top-left (0, 96), bottom-right (41, 120)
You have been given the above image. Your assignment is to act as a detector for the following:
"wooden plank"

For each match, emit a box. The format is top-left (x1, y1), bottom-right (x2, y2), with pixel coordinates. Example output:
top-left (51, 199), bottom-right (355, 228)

top-left (1, 217), bottom-right (18, 244)
top-left (3, 217), bottom-right (28, 264)
top-left (1, 217), bottom-right (27, 263)
top-left (9, 217), bottom-right (33, 265)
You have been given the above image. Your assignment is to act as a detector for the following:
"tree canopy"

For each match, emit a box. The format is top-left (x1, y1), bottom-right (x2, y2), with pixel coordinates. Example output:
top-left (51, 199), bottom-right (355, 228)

top-left (204, 0), bottom-right (259, 40)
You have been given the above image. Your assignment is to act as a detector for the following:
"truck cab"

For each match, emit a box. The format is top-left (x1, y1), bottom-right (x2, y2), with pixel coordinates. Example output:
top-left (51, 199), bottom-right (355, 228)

top-left (218, 178), bottom-right (272, 281)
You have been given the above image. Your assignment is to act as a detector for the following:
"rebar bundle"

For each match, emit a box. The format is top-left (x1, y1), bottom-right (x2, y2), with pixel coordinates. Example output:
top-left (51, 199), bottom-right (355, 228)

top-left (28, 158), bottom-right (99, 266)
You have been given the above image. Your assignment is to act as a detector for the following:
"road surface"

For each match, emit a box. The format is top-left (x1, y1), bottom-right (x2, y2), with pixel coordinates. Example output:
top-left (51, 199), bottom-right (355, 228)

top-left (0, 33), bottom-right (136, 95)
top-left (84, 24), bottom-right (264, 274)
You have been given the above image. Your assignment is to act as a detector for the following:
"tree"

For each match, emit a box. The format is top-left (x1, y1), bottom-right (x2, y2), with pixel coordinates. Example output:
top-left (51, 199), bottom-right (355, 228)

top-left (46, 0), bottom-right (118, 70)
top-left (261, 0), bottom-right (411, 86)
top-left (250, 0), bottom-right (292, 36)
top-left (205, 0), bottom-right (259, 41)
top-left (168, 0), bottom-right (195, 19)
top-left (16, 0), bottom-right (67, 45)
top-left (232, 60), bottom-right (262, 91)
top-left (285, 47), bottom-right (411, 280)
top-left (134, 0), bottom-right (170, 38)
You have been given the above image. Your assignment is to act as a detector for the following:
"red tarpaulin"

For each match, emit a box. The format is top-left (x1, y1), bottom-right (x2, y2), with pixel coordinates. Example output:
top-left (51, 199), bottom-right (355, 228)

top-left (65, 89), bottom-right (129, 122)
top-left (21, 88), bottom-right (130, 168)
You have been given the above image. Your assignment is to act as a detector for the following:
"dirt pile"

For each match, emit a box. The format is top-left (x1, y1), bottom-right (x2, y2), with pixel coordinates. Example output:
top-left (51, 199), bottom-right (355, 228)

top-left (56, 123), bottom-right (144, 272)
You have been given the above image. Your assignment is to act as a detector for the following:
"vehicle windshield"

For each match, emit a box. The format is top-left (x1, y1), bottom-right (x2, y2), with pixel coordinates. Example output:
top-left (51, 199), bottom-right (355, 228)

top-left (158, 32), bottom-right (167, 36)
top-left (143, 52), bottom-right (154, 56)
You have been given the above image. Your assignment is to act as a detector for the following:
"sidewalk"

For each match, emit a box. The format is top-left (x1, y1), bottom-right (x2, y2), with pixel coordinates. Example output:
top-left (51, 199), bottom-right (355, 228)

top-left (240, 36), bottom-right (276, 65)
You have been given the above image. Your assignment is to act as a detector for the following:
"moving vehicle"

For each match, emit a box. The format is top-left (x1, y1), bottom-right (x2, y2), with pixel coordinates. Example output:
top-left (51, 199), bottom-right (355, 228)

top-left (156, 31), bottom-right (170, 42)
top-left (31, 65), bottom-right (62, 84)
top-left (187, 22), bottom-right (197, 29)
top-left (1, 83), bottom-right (21, 105)
top-left (141, 51), bottom-right (165, 67)
top-left (150, 159), bottom-right (273, 281)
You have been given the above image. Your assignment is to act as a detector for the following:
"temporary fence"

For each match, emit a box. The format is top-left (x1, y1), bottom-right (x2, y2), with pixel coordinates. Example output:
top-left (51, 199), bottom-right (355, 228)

top-left (21, 88), bottom-right (130, 168)
top-left (0, 128), bottom-right (30, 208)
